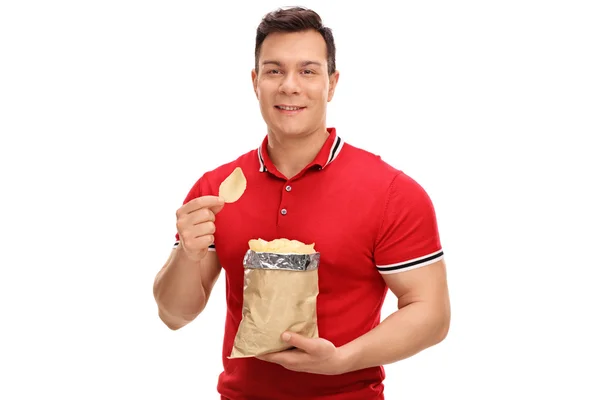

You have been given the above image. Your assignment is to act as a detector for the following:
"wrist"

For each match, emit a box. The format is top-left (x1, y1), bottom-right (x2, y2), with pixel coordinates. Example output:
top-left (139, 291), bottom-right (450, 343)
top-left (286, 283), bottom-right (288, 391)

top-left (335, 341), bottom-right (361, 374)
top-left (176, 244), bottom-right (205, 264)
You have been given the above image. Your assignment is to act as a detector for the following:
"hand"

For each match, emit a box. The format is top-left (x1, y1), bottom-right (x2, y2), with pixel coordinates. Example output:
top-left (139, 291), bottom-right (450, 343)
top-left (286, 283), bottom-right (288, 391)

top-left (175, 196), bottom-right (225, 261)
top-left (257, 332), bottom-right (349, 375)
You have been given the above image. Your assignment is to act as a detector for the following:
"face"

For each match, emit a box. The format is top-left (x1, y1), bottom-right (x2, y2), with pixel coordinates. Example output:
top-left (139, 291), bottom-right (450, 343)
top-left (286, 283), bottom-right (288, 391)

top-left (252, 30), bottom-right (339, 138)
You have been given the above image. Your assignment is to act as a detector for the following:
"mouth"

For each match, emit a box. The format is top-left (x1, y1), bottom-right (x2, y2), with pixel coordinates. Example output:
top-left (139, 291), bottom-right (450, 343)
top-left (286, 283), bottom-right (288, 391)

top-left (275, 105), bottom-right (306, 114)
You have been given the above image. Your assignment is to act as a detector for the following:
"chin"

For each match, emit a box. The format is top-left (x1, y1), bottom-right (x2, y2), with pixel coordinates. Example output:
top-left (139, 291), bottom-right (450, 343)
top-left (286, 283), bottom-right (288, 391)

top-left (274, 125), bottom-right (312, 137)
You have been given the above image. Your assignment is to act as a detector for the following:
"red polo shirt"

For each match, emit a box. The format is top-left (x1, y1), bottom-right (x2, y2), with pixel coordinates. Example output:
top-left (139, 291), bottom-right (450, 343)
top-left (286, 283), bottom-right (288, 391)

top-left (174, 128), bottom-right (443, 399)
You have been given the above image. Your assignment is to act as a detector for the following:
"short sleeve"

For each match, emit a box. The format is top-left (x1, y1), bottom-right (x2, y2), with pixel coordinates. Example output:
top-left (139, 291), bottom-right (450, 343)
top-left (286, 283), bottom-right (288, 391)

top-left (173, 175), bottom-right (216, 252)
top-left (374, 172), bottom-right (443, 274)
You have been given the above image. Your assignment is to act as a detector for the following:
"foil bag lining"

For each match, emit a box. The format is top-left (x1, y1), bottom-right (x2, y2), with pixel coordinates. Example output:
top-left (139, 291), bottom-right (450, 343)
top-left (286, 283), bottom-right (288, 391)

top-left (243, 249), bottom-right (320, 271)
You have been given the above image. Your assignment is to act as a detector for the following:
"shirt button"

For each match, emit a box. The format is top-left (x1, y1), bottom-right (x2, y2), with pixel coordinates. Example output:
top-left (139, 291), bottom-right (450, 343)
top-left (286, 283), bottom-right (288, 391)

top-left (281, 209), bottom-right (287, 215)
top-left (285, 185), bottom-right (292, 192)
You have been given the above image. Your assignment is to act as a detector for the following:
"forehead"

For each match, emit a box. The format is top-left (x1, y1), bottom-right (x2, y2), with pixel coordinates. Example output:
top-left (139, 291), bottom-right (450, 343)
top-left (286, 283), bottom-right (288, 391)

top-left (259, 30), bottom-right (327, 64)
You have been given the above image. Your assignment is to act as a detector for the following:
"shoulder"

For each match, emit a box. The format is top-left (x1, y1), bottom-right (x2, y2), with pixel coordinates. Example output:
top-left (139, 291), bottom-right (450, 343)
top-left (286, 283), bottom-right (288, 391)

top-left (338, 140), bottom-right (433, 206)
top-left (337, 141), bottom-right (409, 187)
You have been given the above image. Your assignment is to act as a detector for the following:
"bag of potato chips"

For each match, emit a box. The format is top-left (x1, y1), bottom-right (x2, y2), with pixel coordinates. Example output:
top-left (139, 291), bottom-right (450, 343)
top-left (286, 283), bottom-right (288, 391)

top-left (229, 238), bottom-right (320, 358)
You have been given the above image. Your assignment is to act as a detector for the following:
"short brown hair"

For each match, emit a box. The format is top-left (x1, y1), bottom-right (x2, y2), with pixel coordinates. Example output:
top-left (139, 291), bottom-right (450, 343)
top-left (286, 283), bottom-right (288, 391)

top-left (255, 7), bottom-right (336, 75)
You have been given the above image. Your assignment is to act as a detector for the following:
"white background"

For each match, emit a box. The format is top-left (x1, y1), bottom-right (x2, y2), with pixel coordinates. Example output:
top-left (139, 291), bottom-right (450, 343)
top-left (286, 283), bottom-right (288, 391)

top-left (1, 0), bottom-right (599, 399)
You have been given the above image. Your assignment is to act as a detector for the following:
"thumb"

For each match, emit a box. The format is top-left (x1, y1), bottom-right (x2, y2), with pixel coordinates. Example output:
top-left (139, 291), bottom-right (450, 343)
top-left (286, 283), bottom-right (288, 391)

top-left (210, 198), bottom-right (226, 215)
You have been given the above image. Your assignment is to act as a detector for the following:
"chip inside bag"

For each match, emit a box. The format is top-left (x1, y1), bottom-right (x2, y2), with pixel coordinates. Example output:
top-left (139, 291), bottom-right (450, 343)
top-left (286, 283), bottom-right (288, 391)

top-left (229, 238), bottom-right (320, 358)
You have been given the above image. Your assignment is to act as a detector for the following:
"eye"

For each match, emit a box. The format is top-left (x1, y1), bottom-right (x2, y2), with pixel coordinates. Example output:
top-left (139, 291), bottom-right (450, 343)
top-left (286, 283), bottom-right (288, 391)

top-left (267, 69), bottom-right (281, 74)
top-left (301, 70), bottom-right (315, 75)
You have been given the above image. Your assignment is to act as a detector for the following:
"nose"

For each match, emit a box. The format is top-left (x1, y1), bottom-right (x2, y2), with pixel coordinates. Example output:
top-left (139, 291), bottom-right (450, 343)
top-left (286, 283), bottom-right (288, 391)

top-left (279, 73), bottom-right (301, 95)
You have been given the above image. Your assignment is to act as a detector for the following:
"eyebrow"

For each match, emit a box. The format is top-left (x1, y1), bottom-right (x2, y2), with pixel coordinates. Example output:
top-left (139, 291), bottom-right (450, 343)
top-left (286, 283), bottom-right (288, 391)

top-left (262, 60), bottom-right (323, 68)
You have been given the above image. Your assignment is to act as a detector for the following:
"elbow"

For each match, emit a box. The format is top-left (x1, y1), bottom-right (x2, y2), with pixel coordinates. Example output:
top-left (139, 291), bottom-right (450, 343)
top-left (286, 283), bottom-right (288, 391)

top-left (153, 286), bottom-right (207, 329)
top-left (158, 308), bottom-right (193, 331)
top-left (435, 315), bottom-right (450, 344)
top-left (162, 317), bottom-right (186, 331)
top-left (433, 304), bottom-right (451, 344)
top-left (156, 303), bottom-right (204, 330)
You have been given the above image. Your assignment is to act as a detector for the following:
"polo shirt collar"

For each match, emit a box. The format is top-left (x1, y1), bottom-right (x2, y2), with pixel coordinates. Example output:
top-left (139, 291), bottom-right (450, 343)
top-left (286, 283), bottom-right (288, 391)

top-left (257, 127), bottom-right (344, 174)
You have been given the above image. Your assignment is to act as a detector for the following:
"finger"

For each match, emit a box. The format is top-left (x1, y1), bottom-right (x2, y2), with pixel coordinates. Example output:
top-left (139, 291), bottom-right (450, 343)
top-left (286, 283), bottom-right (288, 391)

top-left (209, 202), bottom-right (225, 216)
top-left (257, 353), bottom-right (286, 365)
top-left (178, 220), bottom-right (215, 242)
top-left (281, 332), bottom-right (325, 355)
top-left (176, 214), bottom-right (215, 239)
top-left (180, 196), bottom-right (225, 215)
top-left (257, 349), bottom-right (308, 365)
top-left (189, 221), bottom-right (216, 238)
top-left (186, 208), bottom-right (215, 225)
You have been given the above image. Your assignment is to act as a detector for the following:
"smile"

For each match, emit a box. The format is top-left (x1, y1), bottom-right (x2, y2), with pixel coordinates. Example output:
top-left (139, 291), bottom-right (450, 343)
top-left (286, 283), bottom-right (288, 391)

top-left (275, 105), bottom-right (306, 114)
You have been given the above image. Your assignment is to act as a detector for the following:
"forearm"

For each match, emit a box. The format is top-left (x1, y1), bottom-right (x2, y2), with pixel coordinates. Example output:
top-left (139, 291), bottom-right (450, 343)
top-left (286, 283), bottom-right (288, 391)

top-left (339, 301), bottom-right (450, 373)
top-left (153, 247), bottom-right (207, 324)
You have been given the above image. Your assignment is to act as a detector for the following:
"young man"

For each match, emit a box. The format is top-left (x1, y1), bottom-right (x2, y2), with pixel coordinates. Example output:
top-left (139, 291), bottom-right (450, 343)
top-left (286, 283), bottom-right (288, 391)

top-left (153, 7), bottom-right (450, 400)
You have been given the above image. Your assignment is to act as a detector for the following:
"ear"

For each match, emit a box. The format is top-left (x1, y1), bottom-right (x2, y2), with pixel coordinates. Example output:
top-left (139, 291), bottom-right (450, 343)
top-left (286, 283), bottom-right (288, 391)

top-left (251, 68), bottom-right (259, 99)
top-left (327, 70), bottom-right (340, 102)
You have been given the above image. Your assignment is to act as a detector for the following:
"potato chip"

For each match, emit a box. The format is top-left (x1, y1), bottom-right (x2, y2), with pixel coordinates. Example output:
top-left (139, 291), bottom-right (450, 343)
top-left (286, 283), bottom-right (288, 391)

top-left (248, 238), bottom-right (268, 252)
top-left (248, 238), bottom-right (315, 254)
top-left (219, 167), bottom-right (246, 203)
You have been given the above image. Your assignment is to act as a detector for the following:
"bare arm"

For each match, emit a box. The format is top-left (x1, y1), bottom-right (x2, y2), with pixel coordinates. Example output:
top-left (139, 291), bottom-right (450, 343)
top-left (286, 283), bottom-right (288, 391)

top-left (153, 247), bottom-right (221, 330)
top-left (153, 195), bottom-right (225, 330)
top-left (339, 259), bottom-right (451, 371)
top-left (257, 259), bottom-right (451, 375)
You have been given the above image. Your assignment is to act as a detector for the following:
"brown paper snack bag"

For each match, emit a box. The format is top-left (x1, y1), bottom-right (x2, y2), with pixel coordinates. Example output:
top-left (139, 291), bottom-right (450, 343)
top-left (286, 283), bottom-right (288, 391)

top-left (229, 238), bottom-right (320, 358)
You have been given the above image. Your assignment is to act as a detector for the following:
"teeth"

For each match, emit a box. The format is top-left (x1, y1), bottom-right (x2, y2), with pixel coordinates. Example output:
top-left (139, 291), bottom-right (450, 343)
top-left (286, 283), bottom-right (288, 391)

top-left (278, 106), bottom-right (301, 111)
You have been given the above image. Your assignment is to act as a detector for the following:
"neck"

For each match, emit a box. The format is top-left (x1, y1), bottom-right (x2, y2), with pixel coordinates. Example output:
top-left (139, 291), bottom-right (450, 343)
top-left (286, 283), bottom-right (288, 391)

top-left (266, 126), bottom-right (329, 179)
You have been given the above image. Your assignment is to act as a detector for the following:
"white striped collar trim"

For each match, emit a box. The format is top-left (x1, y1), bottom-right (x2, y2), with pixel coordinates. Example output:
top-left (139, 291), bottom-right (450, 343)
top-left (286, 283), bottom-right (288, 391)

top-left (257, 146), bottom-right (267, 172)
top-left (257, 135), bottom-right (344, 173)
top-left (323, 135), bottom-right (344, 169)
